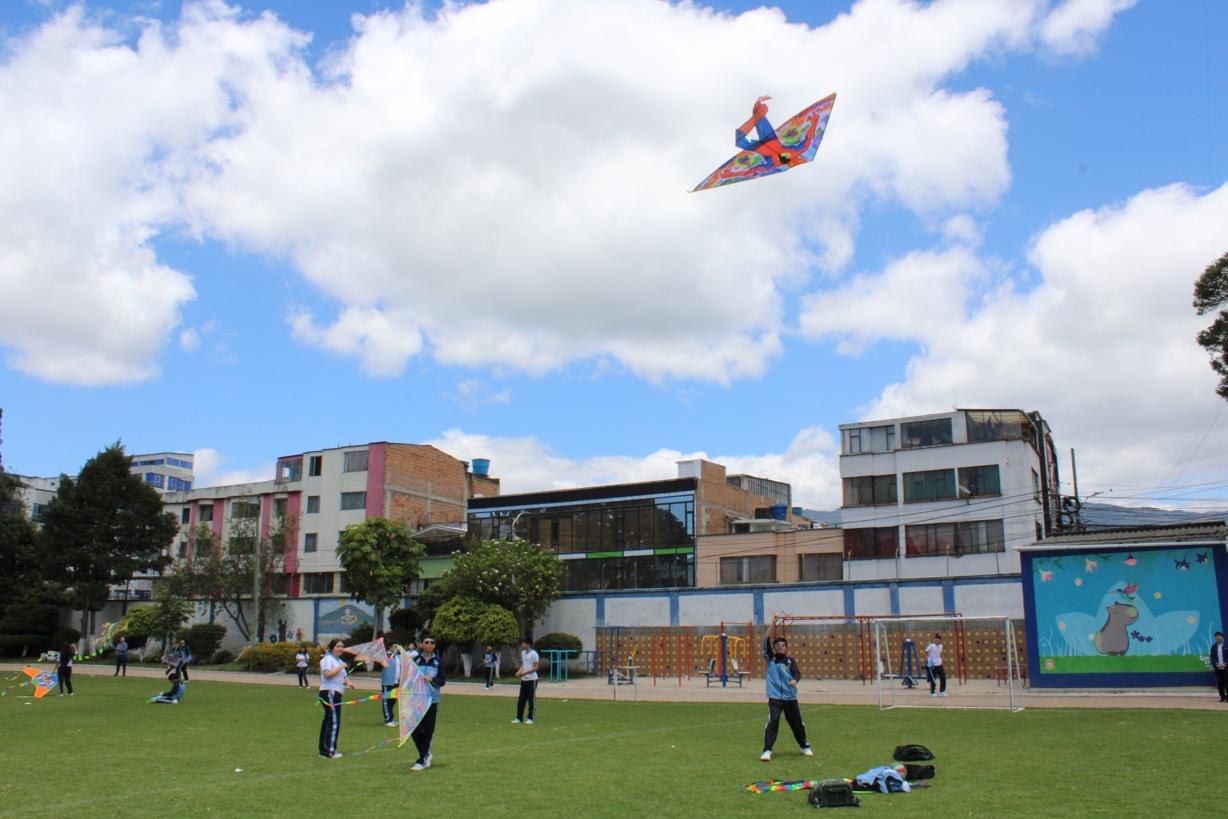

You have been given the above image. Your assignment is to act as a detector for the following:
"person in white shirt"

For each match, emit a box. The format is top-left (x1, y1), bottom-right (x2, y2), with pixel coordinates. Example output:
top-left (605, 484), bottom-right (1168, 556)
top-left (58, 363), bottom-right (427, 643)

top-left (318, 639), bottom-right (355, 758)
top-left (512, 637), bottom-right (540, 724)
top-left (924, 634), bottom-right (947, 697)
top-left (295, 648), bottom-right (310, 688)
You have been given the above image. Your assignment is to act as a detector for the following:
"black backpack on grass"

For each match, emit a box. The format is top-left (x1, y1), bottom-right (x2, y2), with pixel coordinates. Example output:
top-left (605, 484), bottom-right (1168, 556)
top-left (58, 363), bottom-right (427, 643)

top-left (808, 779), bottom-right (860, 809)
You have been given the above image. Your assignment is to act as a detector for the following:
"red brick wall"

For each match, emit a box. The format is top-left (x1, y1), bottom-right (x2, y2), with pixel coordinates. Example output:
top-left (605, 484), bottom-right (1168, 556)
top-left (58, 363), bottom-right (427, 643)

top-left (383, 444), bottom-right (468, 528)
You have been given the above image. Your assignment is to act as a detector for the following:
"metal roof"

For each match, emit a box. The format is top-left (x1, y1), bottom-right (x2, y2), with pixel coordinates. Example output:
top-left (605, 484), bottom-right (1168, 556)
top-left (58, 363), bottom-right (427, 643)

top-left (1017, 521), bottom-right (1226, 551)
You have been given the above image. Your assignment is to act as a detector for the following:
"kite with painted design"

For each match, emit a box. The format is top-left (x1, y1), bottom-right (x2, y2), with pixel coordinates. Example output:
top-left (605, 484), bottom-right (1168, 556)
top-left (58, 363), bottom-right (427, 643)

top-left (21, 666), bottom-right (58, 698)
top-left (397, 652), bottom-right (432, 747)
top-left (342, 637), bottom-right (391, 669)
top-left (692, 93), bottom-right (836, 192)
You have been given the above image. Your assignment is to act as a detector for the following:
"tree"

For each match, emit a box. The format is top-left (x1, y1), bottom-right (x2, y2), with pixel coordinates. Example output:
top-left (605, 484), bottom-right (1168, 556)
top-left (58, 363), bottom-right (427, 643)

top-left (336, 518), bottom-right (424, 633)
top-left (1194, 250), bottom-right (1228, 400)
top-left (432, 595), bottom-right (518, 676)
top-left (447, 538), bottom-right (561, 634)
top-left (166, 516), bottom-right (289, 644)
top-left (0, 472), bottom-right (39, 617)
top-left (38, 444), bottom-right (179, 636)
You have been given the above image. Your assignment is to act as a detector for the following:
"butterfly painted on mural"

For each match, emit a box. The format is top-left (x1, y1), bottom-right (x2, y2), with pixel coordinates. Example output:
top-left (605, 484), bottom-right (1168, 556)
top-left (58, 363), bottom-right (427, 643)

top-left (1194, 552), bottom-right (1208, 564)
top-left (1174, 558), bottom-right (1190, 571)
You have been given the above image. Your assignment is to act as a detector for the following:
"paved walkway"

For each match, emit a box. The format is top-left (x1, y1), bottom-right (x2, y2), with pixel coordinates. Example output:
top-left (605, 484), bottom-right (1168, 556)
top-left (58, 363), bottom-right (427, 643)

top-left (7, 662), bottom-right (1224, 710)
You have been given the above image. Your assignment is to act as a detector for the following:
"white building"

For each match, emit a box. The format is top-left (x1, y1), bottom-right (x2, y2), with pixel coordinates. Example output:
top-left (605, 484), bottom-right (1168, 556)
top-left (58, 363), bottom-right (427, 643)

top-left (130, 452), bottom-right (195, 494)
top-left (838, 409), bottom-right (1060, 581)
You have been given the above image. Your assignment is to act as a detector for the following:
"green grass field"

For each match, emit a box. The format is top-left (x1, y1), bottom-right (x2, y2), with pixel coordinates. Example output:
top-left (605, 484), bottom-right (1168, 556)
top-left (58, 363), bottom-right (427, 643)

top-left (0, 676), bottom-right (1221, 817)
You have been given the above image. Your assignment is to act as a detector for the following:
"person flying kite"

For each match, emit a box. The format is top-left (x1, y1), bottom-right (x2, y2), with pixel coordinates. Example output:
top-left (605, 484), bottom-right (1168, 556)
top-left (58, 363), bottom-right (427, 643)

top-left (692, 93), bottom-right (836, 192)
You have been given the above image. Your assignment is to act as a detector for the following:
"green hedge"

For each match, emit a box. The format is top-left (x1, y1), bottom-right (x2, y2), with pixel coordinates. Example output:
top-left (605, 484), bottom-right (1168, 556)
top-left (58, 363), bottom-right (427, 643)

top-left (535, 632), bottom-right (582, 653)
top-left (179, 623), bottom-right (227, 663)
top-left (238, 641), bottom-right (324, 672)
top-left (0, 634), bottom-right (51, 657)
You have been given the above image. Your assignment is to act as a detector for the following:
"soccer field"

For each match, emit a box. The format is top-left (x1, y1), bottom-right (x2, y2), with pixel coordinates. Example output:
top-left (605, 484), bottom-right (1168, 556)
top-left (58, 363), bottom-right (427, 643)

top-left (0, 676), bottom-right (1219, 817)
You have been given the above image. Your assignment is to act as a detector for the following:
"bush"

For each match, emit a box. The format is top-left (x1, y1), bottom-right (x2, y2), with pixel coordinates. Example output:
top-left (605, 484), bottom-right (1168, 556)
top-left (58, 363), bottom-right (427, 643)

top-left (211, 649), bottom-right (235, 665)
top-left (389, 607), bottom-right (423, 634)
top-left (53, 627), bottom-right (82, 647)
top-left (347, 623), bottom-right (374, 645)
top-left (536, 632), bottom-right (582, 653)
top-left (238, 641), bottom-right (324, 672)
top-left (382, 628), bottom-right (416, 650)
top-left (182, 623), bottom-right (227, 662)
top-left (0, 633), bottom-right (51, 657)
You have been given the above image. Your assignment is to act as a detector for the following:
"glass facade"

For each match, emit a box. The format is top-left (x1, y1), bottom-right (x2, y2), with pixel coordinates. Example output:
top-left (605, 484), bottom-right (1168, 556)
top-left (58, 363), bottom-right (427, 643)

top-left (468, 492), bottom-right (696, 592)
top-left (900, 418), bottom-right (953, 448)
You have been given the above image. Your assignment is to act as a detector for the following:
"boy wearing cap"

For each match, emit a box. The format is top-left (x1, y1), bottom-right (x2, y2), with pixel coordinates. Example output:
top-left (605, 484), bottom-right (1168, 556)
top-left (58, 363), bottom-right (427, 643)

top-left (760, 634), bottom-right (813, 762)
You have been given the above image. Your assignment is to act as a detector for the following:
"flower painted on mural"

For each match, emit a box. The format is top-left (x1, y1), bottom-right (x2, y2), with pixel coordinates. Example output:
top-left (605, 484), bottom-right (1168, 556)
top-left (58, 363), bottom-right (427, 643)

top-left (1153, 591), bottom-right (1162, 600)
top-left (1124, 554), bottom-right (1137, 567)
top-left (1043, 658), bottom-right (1056, 671)
top-left (1073, 577), bottom-right (1083, 587)
top-left (1058, 621), bottom-right (1066, 631)
top-left (1040, 571), bottom-right (1053, 582)
top-left (1084, 559), bottom-right (1097, 573)
top-left (1123, 582), bottom-right (1139, 596)
top-left (1188, 615), bottom-right (1197, 624)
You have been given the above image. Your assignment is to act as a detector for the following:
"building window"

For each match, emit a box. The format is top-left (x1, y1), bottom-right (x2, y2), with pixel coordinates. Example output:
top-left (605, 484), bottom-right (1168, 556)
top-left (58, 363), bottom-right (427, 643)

top-left (306, 495), bottom-right (320, 514)
top-left (198, 504), bottom-right (214, 523)
top-left (167, 456), bottom-right (193, 469)
top-left (279, 458), bottom-right (302, 482)
top-left (340, 491), bottom-right (366, 511)
top-left (843, 527), bottom-right (898, 560)
top-left (1035, 520), bottom-right (1044, 541)
top-left (338, 573), bottom-right (350, 594)
top-left (274, 498), bottom-right (287, 519)
top-left (31, 503), bottom-right (45, 521)
top-left (180, 508), bottom-right (191, 524)
top-left (177, 541), bottom-right (188, 558)
top-left (1032, 469), bottom-right (1041, 503)
top-left (308, 456), bottom-right (323, 477)
top-left (903, 469), bottom-right (957, 503)
top-left (229, 535), bottom-right (255, 555)
top-left (956, 519), bottom-right (1005, 554)
top-left (231, 499), bottom-right (260, 519)
top-left (905, 523), bottom-right (957, 557)
top-left (842, 475), bottom-right (898, 507)
top-left (799, 553), bottom-right (842, 581)
top-left (343, 450), bottom-right (369, 472)
top-left (843, 424), bottom-right (896, 454)
top-left (303, 572), bottom-right (334, 594)
top-left (901, 418), bottom-right (952, 449)
top-left (719, 556), bottom-right (776, 584)
top-left (167, 476), bottom-right (192, 492)
top-left (304, 533), bottom-right (318, 553)
top-left (957, 465), bottom-right (1001, 498)
top-left (144, 472), bottom-right (166, 488)
top-left (966, 410), bottom-right (1033, 444)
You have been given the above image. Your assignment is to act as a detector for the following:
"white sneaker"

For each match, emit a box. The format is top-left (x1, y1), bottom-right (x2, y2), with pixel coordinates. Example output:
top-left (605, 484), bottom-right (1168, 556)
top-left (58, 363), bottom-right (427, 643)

top-left (384, 721), bottom-right (397, 727)
top-left (329, 752), bottom-right (343, 759)
top-left (411, 761), bottom-right (426, 771)
top-left (760, 750), bottom-right (772, 762)
top-left (939, 692), bottom-right (948, 697)
top-left (801, 747), bottom-right (814, 757)
top-left (424, 753), bottom-right (432, 768)
top-left (930, 692), bottom-right (937, 697)
top-left (525, 719), bottom-right (535, 724)
top-left (511, 718), bottom-right (522, 724)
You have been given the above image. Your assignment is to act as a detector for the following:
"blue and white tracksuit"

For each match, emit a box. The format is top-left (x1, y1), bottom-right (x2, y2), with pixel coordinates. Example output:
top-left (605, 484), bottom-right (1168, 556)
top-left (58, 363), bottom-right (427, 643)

top-left (318, 655), bottom-right (346, 757)
top-left (763, 637), bottom-right (810, 753)
top-left (411, 654), bottom-right (446, 765)
top-left (381, 655), bottom-right (401, 723)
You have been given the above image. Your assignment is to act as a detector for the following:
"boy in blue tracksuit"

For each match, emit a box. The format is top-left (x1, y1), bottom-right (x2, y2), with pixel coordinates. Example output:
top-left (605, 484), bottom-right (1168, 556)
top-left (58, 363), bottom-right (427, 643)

top-left (410, 635), bottom-right (446, 771)
top-left (761, 635), bottom-right (813, 761)
top-left (380, 646), bottom-right (401, 726)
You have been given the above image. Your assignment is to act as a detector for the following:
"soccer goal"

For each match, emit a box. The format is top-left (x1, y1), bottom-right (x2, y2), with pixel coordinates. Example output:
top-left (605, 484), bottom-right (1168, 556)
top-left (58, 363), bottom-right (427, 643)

top-left (872, 615), bottom-right (1024, 713)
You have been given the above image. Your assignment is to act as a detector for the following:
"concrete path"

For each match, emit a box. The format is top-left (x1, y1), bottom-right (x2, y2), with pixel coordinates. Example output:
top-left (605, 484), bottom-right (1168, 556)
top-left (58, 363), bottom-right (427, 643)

top-left (7, 662), bottom-right (1224, 711)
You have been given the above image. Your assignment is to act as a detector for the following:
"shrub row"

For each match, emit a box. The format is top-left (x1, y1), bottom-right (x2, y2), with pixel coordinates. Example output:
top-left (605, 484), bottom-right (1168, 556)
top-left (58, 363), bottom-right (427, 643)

top-left (238, 641), bottom-right (324, 673)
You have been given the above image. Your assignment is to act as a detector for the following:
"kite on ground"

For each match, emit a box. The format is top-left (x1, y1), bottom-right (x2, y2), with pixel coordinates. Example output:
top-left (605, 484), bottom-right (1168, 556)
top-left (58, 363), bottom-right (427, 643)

top-left (397, 652), bottom-right (432, 747)
top-left (21, 666), bottom-right (57, 699)
top-left (692, 93), bottom-right (836, 192)
top-left (342, 637), bottom-right (391, 669)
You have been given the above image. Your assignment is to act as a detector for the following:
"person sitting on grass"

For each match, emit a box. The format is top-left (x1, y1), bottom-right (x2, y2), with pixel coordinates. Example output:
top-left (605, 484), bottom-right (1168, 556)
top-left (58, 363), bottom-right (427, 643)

top-left (760, 633), bottom-right (813, 762)
top-left (150, 671), bottom-right (185, 704)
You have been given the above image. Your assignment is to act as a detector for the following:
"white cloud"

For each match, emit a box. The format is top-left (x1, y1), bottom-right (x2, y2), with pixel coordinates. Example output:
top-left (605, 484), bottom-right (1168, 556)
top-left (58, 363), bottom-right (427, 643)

top-left (429, 425), bottom-right (843, 508)
top-left (803, 181), bottom-right (1228, 504)
top-left (179, 327), bottom-right (201, 351)
top-left (447, 378), bottom-right (512, 412)
top-left (1040, 0), bottom-right (1137, 56)
top-left (192, 446), bottom-right (272, 488)
top-left (2, 0), bottom-right (1121, 386)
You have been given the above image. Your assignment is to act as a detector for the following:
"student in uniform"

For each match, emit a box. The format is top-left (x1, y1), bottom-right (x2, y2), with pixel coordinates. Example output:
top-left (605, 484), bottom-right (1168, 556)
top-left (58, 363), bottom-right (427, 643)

top-left (409, 636), bottom-right (446, 771)
top-left (760, 635), bottom-right (813, 761)
top-left (512, 637), bottom-right (540, 724)
top-left (925, 634), bottom-right (947, 697)
top-left (482, 645), bottom-right (497, 689)
top-left (318, 639), bottom-right (355, 758)
top-left (57, 642), bottom-right (75, 696)
top-left (380, 641), bottom-right (401, 727)
top-left (295, 647), bottom-right (311, 688)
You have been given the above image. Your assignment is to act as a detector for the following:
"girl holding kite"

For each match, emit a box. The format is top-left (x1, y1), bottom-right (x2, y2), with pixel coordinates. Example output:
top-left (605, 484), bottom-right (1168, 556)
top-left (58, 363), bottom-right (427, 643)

top-left (318, 639), bottom-right (356, 759)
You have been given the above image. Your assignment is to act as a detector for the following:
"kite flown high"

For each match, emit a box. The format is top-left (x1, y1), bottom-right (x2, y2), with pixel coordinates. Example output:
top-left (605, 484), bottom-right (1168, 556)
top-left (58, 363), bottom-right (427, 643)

top-left (692, 93), bottom-right (836, 192)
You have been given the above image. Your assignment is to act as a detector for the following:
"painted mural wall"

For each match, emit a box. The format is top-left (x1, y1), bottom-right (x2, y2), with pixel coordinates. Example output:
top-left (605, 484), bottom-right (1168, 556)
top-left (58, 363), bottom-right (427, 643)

top-left (1027, 544), bottom-right (1225, 686)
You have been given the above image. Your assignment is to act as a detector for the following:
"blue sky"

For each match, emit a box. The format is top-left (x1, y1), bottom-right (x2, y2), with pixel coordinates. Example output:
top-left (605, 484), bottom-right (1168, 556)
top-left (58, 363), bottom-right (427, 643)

top-left (0, 0), bottom-right (1225, 511)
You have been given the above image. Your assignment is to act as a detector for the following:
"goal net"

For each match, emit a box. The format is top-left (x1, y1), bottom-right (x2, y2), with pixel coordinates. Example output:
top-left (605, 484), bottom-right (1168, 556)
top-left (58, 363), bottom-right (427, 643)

top-left (871, 616), bottom-right (1024, 712)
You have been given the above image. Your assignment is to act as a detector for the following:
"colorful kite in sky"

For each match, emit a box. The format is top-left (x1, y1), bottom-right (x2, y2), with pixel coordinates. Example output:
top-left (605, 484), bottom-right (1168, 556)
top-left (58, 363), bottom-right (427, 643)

top-left (397, 652), bottom-right (432, 747)
top-left (692, 93), bottom-right (836, 192)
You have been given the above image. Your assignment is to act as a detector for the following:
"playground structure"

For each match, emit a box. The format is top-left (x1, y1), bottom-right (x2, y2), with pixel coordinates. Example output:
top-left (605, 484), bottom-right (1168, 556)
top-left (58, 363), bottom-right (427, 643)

top-left (595, 614), bottom-right (1027, 688)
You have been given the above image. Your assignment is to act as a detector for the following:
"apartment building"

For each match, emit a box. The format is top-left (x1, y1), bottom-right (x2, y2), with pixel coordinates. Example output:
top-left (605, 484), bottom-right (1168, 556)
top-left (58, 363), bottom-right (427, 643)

top-left (839, 409), bottom-right (1060, 580)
